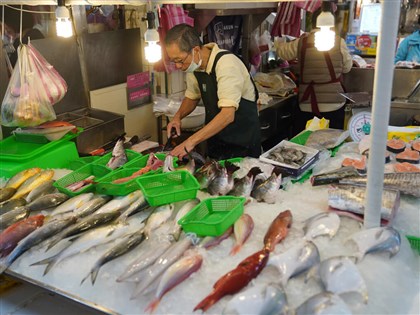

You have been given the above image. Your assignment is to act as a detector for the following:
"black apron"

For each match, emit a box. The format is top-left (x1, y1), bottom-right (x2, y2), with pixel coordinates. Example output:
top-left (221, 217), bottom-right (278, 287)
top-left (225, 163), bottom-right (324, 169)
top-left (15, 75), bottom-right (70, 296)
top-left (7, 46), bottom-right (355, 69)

top-left (194, 51), bottom-right (261, 160)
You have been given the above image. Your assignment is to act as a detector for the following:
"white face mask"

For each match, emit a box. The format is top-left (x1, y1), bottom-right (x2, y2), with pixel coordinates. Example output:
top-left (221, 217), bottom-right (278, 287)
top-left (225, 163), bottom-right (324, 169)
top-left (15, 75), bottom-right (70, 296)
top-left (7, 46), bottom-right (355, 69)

top-left (184, 49), bottom-right (202, 73)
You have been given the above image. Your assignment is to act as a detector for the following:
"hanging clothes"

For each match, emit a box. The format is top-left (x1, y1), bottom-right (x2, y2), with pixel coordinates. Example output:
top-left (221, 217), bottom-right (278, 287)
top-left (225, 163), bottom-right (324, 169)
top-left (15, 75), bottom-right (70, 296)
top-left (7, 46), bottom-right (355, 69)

top-left (271, 2), bottom-right (302, 38)
top-left (294, 0), bottom-right (322, 13)
top-left (206, 16), bottom-right (243, 55)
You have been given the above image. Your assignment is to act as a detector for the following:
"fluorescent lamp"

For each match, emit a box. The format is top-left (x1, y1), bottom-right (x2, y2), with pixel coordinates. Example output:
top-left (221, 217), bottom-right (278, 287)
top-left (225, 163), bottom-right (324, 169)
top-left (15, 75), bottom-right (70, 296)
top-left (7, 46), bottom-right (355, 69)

top-left (55, 1), bottom-right (73, 38)
top-left (315, 10), bottom-right (335, 51)
top-left (144, 11), bottom-right (161, 63)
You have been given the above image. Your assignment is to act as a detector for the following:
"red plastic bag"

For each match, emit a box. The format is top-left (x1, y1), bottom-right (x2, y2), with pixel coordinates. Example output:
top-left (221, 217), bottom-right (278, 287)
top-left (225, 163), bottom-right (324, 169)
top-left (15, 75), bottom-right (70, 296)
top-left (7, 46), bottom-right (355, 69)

top-left (1, 44), bottom-right (60, 127)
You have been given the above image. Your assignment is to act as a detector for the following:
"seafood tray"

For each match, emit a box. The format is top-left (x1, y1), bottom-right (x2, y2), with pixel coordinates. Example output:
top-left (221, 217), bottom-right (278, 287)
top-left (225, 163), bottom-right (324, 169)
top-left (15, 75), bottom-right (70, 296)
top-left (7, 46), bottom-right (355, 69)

top-left (260, 140), bottom-right (320, 177)
top-left (178, 196), bottom-right (245, 237)
top-left (93, 150), bottom-right (141, 171)
top-left (136, 170), bottom-right (199, 206)
top-left (54, 163), bottom-right (111, 197)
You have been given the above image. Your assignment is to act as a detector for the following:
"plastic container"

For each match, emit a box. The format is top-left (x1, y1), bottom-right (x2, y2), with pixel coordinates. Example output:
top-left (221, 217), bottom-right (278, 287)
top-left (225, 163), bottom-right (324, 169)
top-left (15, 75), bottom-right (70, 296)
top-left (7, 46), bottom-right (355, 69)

top-left (96, 153), bottom-right (177, 196)
top-left (93, 149), bottom-right (141, 171)
top-left (13, 127), bottom-right (83, 144)
top-left (178, 196), bottom-right (245, 237)
top-left (54, 163), bottom-right (111, 197)
top-left (136, 170), bottom-right (199, 206)
top-left (0, 136), bottom-right (79, 179)
top-left (406, 235), bottom-right (420, 255)
top-left (67, 156), bottom-right (101, 171)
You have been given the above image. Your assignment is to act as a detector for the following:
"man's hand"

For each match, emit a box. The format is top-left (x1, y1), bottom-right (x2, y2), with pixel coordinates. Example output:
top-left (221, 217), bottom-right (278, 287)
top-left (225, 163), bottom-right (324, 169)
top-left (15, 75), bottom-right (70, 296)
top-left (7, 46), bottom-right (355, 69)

top-left (166, 116), bottom-right (182, 138)
top-left (170, 138), bottom-right (196, 159)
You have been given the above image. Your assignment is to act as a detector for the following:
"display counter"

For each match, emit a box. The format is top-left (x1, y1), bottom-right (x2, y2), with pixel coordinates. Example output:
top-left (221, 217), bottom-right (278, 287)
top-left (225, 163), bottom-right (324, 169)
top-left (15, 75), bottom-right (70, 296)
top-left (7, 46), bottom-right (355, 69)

top-left (4, 178), bottom-right (419, 315)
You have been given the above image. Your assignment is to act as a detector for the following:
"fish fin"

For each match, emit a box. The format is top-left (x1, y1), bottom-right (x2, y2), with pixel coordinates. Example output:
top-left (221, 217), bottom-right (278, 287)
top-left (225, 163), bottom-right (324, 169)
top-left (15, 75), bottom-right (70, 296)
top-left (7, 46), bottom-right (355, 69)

top-left (304, 265), bottom-right (319, 283)
top-left (229, 244), bottom-right (242, 256)
top-left (144, 298), bottom-right (161, 314)
top-left (193, 291), bottom-right (221, 312)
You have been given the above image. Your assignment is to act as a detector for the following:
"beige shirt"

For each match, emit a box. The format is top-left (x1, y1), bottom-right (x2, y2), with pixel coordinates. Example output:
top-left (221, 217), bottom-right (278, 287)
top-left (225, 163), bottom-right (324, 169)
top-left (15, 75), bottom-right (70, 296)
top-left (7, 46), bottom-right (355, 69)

top-left (277, 33), bottom-right (353, 112)
top-left (185, 43), bottom-right (255, 109)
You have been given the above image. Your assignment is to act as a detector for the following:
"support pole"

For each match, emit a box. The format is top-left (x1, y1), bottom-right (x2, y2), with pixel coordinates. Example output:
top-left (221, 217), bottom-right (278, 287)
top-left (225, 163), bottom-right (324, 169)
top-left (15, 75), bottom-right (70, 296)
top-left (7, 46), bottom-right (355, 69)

top-left (364, 1), bottom-right (401, 228)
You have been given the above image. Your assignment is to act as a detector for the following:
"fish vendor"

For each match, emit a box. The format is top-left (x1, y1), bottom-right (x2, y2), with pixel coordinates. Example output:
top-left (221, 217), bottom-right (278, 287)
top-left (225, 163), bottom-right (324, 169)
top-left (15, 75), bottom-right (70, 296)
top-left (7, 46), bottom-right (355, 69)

top-left (165, 24), bottom-right (261, 160)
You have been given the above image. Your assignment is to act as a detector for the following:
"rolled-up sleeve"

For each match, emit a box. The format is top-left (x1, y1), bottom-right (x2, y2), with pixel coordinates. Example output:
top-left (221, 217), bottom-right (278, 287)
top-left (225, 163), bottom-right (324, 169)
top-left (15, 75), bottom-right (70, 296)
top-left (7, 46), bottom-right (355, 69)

top-left (340, 39), bottom-right (353, 73)
top-left (215, 55), bottom-right (248, 110)
top-left (184, 73), bottom-right (201, 100)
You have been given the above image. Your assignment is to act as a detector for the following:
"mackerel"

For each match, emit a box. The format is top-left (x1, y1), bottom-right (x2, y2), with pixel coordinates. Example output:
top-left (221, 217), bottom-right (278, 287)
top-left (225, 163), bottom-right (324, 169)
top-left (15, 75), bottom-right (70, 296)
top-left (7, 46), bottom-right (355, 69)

top-left (27, 193), bottom-right (69, 211)
top-left (50, 193), bottom-right (94, 216)
top-left (0, 198), bottom-right (27, 213)
top-left (0, 206), bottom-right (30, 230)
top-left (95, 190), bottom-right (143, 214)
top-left (340, 172), bottom-right (420, 197)
top-left (311, 166), bottom-right (360, 186)
top-left (25, 180), bottom-right (56, 203)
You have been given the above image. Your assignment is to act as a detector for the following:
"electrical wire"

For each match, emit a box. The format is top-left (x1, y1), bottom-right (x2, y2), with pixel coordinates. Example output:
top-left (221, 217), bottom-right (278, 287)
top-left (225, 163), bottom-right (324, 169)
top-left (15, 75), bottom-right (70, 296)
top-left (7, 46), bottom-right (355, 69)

top-left (4, 4), bottom-right (55, 15)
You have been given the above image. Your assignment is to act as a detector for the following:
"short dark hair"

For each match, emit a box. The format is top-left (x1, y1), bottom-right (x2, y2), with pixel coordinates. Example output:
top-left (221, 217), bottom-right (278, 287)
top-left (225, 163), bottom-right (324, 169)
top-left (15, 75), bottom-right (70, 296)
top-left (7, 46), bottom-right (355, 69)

top-left (164, 24), bottom-right (202, 52)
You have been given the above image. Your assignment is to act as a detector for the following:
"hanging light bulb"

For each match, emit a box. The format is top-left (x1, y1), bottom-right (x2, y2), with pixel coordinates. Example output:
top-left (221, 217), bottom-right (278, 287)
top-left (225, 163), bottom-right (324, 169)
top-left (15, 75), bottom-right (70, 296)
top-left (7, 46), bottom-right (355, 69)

top-left (144, 11), bottom-right (161, 63)
top-left (56, 0), bottom-right (73, 38)
top-left (315, 4), bottom-right (335, 51)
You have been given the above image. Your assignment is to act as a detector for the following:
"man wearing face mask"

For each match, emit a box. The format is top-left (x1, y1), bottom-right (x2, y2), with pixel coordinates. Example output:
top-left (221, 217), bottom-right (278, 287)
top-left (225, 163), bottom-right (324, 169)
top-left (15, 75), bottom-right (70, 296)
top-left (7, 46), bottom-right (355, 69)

top-left (165, 24), bottom-right (261, 160)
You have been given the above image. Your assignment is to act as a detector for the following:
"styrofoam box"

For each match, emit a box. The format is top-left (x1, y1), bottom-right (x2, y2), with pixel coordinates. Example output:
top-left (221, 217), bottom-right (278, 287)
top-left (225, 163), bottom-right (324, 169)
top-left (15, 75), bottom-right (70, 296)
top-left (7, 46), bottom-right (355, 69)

top-left (260, 140), bottom-right (320, 177)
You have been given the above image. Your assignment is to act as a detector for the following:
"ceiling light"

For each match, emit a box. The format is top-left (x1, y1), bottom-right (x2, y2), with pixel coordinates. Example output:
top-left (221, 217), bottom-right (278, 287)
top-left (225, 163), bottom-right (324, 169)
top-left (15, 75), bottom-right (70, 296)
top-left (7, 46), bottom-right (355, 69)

top-left (144, 11), bottom-right (161, 63)
top-left (315, 3), bottom-right (335, 51)
top-left (56, 0), bottom-right (73, 38)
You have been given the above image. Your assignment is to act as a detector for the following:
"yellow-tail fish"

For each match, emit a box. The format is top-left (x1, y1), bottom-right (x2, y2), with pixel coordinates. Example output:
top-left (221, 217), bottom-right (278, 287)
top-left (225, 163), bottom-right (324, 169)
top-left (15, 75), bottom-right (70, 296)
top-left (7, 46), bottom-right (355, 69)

top-left (11, 170), bottom-right (54, 200)
top-left (5, 168), bottom-right (41, 190)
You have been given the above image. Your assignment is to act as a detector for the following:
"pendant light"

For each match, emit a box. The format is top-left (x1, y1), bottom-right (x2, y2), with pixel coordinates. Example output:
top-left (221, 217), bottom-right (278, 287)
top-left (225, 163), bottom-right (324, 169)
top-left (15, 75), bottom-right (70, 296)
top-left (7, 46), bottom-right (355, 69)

top-left (144, 11), bottom-right (161, 63)
top-left (315, 1), bottom-right (335, 51)
top-left (56, 0), bottom-right (73, 38)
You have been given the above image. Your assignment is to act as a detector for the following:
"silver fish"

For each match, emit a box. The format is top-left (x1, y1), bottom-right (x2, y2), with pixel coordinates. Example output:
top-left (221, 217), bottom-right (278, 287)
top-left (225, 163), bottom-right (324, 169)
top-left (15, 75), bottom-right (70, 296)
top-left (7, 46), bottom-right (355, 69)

top-left (95, 190), bottom-right (143, 214)
top-left (27, 193), bottom-right (69, 211)
top-left (229, 167), bottom-right (262, 197)
top-left (25, 179), bottom-right (56, 203)
top-left (32, 214), bottom-right (147, 276)
top-left (268, 241), bottom-right (320, 286)
top-left (0, 216), bottom-right (77, 274)
top-left (145, 250), bottom-right (203, 313)
top-left (339, 172), bottom-right (420, 197)
top-left (195, 160), bottom-right (218, 189)
top-left (0, 206), bottom-right (30, 230)
top-left (116, 192), bottom-right (149, 224)
top-left (163, 155), bottom-right (175, 173)
top-left (303, 212), bottom-right (341, 240)
top-left (296, 292), bottom-right (352, 315)
top-left (251, 168), bottom-right (282, 204)
top-left (311, 166), bottom-right (360, 186)
top-left (106, 138), bottom-right (128, 169)
top-left (50, 193), bottom-right (94, 216)
top-left (305, 129), bottom-right (349, 150)
top-left (131, 237), bottom-right (192, 298)
top-left (0, 198), bottom-right (27, 213)
top-left (208, 162), bottom-right (239, 196)
top-left (51, 195), bottom-right (111, 221)
top-left (0, 187), bottom-right (16, 202)
top-left (347, 226), bottom-right (401, 261)
top-left (328, 185), bottom-right (400, 220)
top-left (117, 238), bottom-right (172, 282)
top-left (81, 229), bottom-right (146, 285)
top-left (45, 211), bottom-right (121, 251)
top-left (169, 199), bottom-right (200, 240)
top-left (307, 256), bottom-right (368, 303)
top-left (144, 204), bottom-right (175, 238)
top-left (223, 283), bottom-right (289, 315)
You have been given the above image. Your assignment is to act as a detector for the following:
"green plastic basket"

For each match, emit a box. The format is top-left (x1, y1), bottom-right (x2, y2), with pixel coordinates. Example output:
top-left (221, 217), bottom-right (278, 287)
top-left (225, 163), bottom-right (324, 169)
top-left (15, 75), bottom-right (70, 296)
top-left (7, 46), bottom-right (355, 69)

top-left (136, 170), bottom-right (199, 206)
top-left (178, 196), bottom-right (245, 237)
top-left (96, 168), bottom-right (153, 196)
top-left (93, 149), bottom-right (141, 171)
top-left (67, 156), bottom-right (101, 171)
top-left (218, 157), bottom-right (244, 167)
top-left (123, 153), bottom-right (167, 169)
top-left (54, 163), bottom-right (110, 197)
top-left (406, 235), bottom-right (420, 255)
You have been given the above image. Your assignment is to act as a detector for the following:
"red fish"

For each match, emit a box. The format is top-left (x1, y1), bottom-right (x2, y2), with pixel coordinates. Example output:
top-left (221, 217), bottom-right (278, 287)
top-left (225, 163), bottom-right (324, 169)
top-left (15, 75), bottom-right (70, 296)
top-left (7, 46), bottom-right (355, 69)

top-left (193, 248), bottom-right (270, 312)
top-left (263, 210), bottom-right (293, 252)
top-left (0, 214), bottom-right (45, 257)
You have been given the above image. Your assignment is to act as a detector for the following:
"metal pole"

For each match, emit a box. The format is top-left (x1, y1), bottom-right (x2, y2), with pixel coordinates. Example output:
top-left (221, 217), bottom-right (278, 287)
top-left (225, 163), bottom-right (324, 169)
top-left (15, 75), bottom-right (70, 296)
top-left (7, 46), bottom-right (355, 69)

top-left (364, 0), bottom-right (401, 229)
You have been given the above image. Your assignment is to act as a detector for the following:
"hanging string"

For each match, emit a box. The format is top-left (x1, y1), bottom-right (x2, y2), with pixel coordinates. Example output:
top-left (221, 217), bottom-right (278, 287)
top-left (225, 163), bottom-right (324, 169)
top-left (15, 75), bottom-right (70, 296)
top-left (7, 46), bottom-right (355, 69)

top-left (19, 5), bottom-right (22, 44)
top-left (2, 6), bottom-right (4, 42)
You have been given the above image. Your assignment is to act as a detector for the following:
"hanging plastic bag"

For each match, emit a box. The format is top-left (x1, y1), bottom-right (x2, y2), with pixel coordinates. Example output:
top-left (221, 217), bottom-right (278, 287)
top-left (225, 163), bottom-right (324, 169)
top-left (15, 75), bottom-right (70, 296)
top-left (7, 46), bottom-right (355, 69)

top-left (27, 43), bottom-right (68, 105)
top-left (1, 44), bottom-right (57, 127)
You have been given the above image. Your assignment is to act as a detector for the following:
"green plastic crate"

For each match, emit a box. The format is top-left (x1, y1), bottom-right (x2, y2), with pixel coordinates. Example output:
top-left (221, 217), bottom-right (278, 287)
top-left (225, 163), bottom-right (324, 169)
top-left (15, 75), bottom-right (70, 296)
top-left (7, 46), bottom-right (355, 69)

top-left (93, 149), bottom-right (141, 171)
top-left (13, 127), bottom-right (83, 144)
top-left (406, 235), bottom-right (420, 255)
top-left (123, 153), bottom-right (165, 169)
top-left (136, 170), bottom-right (199, 206)
top-left (96, 168), bottom-right (153, 196)
top-left (178, 196), bottom-right (245, 237)
top-left (54, 163), bottom-right (110, 197)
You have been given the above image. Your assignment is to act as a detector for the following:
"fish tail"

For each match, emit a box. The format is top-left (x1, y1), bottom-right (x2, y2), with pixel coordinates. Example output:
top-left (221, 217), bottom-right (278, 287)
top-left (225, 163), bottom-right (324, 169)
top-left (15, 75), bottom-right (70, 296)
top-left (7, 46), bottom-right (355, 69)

top-left (45, 237), bottom-right (61, 252)
top-left (90, 265), bottom-right (101, 285)
top-left (30, 254), bottom-right (59, 275)
top-left (229, 244), bottom-right (242, 256)
top-left (144, 298), bottom-right (160, 314)
top-left (193, 291), bottom-right (222, 312)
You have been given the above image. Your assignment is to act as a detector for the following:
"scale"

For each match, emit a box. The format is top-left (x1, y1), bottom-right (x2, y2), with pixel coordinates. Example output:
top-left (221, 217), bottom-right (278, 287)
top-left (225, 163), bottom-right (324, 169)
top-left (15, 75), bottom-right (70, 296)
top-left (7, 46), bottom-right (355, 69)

top-left (348, 111), bottom-right (372, 142)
